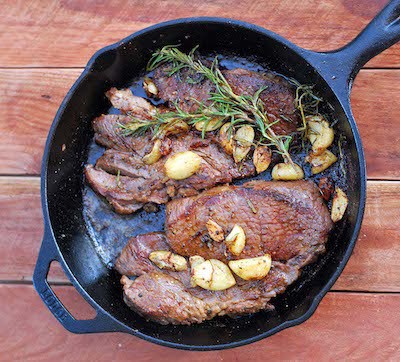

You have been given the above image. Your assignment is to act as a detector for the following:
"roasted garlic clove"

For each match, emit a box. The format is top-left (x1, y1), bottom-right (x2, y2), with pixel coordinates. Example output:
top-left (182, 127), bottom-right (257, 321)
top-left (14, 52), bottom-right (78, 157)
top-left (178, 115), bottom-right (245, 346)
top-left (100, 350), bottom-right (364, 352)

top-left (253, 146), bottom-right (272, 173)
top-left (233, 125), bottom-right (255, 163)
top-left (164, 151), bottom-right (202, 180)
top-left (142, 139), bottom-right (162, 165)
top-left (225, 224), bottom-right (246, 256)
top-left (306, 115), bottom-right (335, 155)
top-left (271, 162), bottom-right (304, 180)
top-left (219, 122), bottom-right (234, 155)
top-left (191, 259), bottom-right (236, 291)
top-left (206, 219), bottom-right (225, 242)
top-left (306, 149), bottom-right (337, 174)
top-left (331, 187), bottom-right (348, 222)
top-left (189, 255), bottom-right (206, 268)
top-left (143, 77), bottom-right (158, 96)
top-left (189, 255), bottom-right (206, 287)
top-left (149, 251), bottom-right (188, 271)
top-left (162, 121), bottom-right (189, 136)
top-left (195, 118), bottom-right (222, 132)
top-left (228, 255), bottom-right (272, 280)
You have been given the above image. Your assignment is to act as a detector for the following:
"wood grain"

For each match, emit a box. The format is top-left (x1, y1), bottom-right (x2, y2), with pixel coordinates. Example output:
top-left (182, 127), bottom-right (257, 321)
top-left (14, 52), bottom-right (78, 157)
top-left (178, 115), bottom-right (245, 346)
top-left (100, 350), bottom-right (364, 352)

top-left (1, 1), bottom-right (398, 359)
top-left (351, 70), bottom-right (400, 180)
top-left (0, 177), bottom-right (65, 282)
top-left (0, 69), bottom-right (81, 175)
top-left (1, 285), bottom-right (399, 360)
top-left (0, 69), bottom-right (400, 178)
top-left (1, 177), bottom-right (399, 292)
top-left (333, 181), bottom-right (400, 292)
top-left (0, 0), bottom-right (398, 68)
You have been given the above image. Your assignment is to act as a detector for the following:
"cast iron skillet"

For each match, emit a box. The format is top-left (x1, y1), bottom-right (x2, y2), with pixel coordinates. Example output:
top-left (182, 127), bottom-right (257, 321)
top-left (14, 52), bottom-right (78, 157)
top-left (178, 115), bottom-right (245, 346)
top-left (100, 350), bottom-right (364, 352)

top-left (34, 1), bottom-right (400, 350)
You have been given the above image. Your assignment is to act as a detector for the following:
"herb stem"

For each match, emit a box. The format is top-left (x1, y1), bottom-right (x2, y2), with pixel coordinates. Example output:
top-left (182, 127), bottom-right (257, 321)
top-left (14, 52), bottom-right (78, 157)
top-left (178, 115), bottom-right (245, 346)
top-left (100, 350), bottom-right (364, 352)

top-left (123, 46), bottom-right (315, 165)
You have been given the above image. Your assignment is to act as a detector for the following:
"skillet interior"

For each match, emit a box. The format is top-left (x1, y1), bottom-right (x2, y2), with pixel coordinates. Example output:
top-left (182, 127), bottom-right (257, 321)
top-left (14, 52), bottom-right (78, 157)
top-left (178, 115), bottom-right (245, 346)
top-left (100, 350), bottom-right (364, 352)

top-left (44, 20), bottom-right (362, 348)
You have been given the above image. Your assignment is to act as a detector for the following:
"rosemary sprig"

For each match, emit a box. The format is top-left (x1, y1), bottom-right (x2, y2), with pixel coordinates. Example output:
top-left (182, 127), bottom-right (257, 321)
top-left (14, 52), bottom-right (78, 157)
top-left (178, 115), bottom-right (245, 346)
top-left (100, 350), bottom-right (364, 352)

top-left (124, 46), bottom-right (317, 164)
top-left (246, 198), bottom-right (258, 214)
top-left (291, 78), bottom-right (323, 132)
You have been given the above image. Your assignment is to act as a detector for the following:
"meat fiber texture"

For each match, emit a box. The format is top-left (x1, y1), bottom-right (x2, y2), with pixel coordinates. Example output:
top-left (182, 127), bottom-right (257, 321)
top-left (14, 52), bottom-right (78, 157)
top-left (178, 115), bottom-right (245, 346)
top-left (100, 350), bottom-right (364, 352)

top-left (85, 65), bottom-right (300, 214)
top-left (154, 66), bottom-right (300, 135)
top-left (116, 180), bottom-right (333, 325)
top-left (85, 87), bottom-right (255, 213)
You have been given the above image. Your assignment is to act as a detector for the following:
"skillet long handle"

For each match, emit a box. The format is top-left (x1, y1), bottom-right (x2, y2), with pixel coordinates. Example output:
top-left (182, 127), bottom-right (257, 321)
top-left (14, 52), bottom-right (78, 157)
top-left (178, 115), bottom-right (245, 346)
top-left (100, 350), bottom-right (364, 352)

top-left (340, 0), bottom-right (400, 77)
top-left (33, 231), bottom-right (124, 334)
top-left (303, 0), bottom-right (400, 94)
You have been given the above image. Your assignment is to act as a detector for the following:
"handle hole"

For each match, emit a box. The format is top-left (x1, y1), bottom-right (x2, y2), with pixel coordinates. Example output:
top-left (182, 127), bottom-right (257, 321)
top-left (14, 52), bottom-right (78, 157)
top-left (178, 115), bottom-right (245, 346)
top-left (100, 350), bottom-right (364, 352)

top-left (47, 260), bottom-right (69, 283)
top-left (48, 261), bottom-right (97, 320)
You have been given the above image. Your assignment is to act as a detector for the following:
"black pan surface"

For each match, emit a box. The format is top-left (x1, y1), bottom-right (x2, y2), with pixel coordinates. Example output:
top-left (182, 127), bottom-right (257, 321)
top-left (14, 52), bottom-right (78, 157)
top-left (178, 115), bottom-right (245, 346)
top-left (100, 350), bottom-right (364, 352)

top-left (34, 1), bottom-right (400, 350)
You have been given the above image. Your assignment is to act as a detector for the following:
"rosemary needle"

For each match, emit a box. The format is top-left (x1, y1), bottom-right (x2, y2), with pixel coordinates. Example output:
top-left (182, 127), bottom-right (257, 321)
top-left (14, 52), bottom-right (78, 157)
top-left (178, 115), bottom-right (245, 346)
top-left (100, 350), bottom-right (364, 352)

top-left (121, 46), bottom-right (323, 165)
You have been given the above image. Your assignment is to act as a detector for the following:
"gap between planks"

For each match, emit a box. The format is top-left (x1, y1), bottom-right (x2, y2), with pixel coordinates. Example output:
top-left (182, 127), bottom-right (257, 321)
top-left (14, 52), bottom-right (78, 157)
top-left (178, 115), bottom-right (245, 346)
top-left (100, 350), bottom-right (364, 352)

top-left (1, 177), bottom-right (399, 291)
top-left (2, 279), bottom-right (400, 295)
top-left (1, 175), bottom-right (399, 182)
top-left (0, 66), bottom-right (399, 70)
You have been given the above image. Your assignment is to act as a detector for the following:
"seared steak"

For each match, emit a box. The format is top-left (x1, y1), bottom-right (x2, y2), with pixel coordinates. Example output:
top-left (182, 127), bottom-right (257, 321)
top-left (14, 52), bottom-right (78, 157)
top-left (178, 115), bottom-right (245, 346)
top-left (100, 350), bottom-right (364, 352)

top-left (118, 233), bottom-right (299, 325)
top-left (222, 69), bottom-right (299, 135)
top-left (87, 62), bottom-right (301, 214)
top-left (86, 86), bottom-right (257, 213)
top-left (154, 66), bottom-right (299, 135)
top-left (92, 114), bottom-right (153, 155)
top-left (121, 261), bottom-right (296, 325)
top-left (86, 129), bottom-right (255, 214)
top-left (115, 233), bottom-right (170, 276)
top-left (116, 180), bottom-right (333, 324)
top-left (166, 180), bottom-right (332, 262)
top-left (154, 66), bottom-right (215, 114)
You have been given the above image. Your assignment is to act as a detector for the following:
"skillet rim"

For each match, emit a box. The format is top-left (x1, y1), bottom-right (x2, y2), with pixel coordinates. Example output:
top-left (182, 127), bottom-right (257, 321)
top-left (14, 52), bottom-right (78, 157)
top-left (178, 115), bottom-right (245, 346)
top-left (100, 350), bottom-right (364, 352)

top-left (40, 16), bottom-right (367, 350)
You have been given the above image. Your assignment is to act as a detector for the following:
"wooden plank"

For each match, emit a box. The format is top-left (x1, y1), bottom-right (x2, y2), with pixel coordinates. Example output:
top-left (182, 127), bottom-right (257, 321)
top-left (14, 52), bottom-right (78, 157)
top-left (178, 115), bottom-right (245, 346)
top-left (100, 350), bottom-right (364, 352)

top-left (0, 177), bottom-right (65, 282)
top-left (0, 0), bottom-right (398, 68)
top-left (0, 69), bottom-right (81, 175)
top-left (333, 181), bottom-right (400, 291)
top-left (351, 70), bottom-right (400, 180)
top-left (0, 68), bottom-right (400, 178)
top-left (0, 285), bottom-right (399, 360)
top-left (1, 177), bottom-right (399, 292)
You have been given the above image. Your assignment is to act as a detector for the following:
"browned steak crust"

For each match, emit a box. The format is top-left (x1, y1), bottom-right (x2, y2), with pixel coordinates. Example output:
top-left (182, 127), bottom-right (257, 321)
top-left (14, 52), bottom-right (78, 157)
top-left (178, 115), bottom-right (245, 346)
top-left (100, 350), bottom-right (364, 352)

top-left (166, 180), bottom-right (332, 262)
top-left (154, 66), bottom-right (215, 114)
top-left (115, 180), bottom-right (332, 325)
top-left (154, 66), bottom-right (299, 135)
top-left (115, 233), bottom-right (169, 276)
top-left (86, 126), bottom-right (255, 214)
top-left (86, 87), bottom-right (257, 213)
top-left (222, 69), bottom-right (299, 135)
top-left (121, 260), bottom-right (297, 325)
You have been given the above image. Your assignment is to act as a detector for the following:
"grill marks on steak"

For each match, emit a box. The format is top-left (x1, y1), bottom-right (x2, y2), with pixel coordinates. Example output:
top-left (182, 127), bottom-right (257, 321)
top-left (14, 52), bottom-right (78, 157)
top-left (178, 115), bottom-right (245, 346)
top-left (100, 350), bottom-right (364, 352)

top-left (116, 180), bottom-right (332, 325)
top-left (86, 88), bottom-right (255, 213)
top-left (153, 65), bottom-right (299, 135)
top-left (166, 180), bottom-right (332, 262)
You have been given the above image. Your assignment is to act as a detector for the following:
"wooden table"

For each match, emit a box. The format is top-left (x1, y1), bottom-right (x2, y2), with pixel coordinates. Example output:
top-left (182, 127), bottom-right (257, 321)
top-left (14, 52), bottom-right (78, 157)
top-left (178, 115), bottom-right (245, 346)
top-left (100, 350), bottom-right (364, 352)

top-left (1, 1), bottom-right (399, 360)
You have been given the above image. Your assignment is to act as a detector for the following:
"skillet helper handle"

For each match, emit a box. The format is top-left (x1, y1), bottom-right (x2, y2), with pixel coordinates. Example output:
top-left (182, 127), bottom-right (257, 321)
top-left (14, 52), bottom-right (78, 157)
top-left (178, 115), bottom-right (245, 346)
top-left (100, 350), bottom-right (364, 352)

top-left (33, 231), bottom-right (123, 334)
